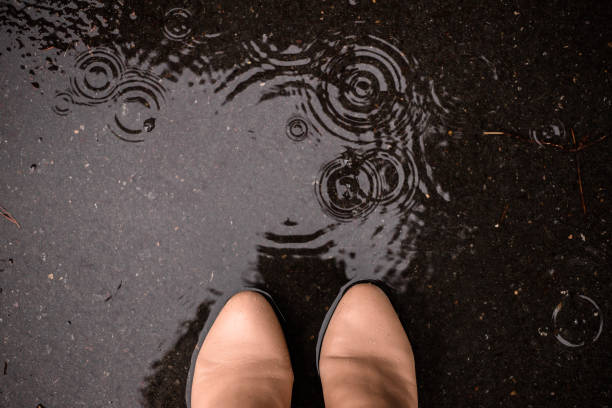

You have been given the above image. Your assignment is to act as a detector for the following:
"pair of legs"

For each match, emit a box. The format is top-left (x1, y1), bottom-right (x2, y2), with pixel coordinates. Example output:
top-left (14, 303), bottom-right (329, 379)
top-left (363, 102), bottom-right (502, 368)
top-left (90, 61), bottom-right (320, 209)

top-left (188, 283), bottom-right (418, 407)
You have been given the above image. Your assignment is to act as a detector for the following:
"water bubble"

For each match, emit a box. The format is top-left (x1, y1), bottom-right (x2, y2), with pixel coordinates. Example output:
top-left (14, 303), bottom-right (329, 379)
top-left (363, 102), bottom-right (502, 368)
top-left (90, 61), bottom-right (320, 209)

top-left (315, 151), bottom-right (381, 221)
top-left (552, 293), bottom-right (603, 348)
top-left (107, 69), bottom-right (166, 142)
top-left (308, 35), bottom-right (415, 143)
top-left (52, 91), bottom-right (74, 116)
top-left (363, 147), bottom-right (419, 210)
top-left (529, 120), bottom-right (566, 147)
top-left (286, 115), bottom-right (309, 141)
top-left (163, 8), bottom-right (193, 42)
top-left (70, 48), bottom-right (125, 105)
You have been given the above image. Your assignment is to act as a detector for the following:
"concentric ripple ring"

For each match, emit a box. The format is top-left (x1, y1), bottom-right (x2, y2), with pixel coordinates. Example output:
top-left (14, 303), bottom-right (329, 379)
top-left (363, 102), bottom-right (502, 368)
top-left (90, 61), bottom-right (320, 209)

top-left (163, 8), bottom-right (193, 41)
top-left (363, 147), bottom-right (419, 211)
top-left (315, 152), bottom-right (381, 221)
top-left (107, 68), bottom-right (166, 142)
top-left (70, 48), bottom-right (125, 105)
top-left (307, 35), bottom-right (415, 143)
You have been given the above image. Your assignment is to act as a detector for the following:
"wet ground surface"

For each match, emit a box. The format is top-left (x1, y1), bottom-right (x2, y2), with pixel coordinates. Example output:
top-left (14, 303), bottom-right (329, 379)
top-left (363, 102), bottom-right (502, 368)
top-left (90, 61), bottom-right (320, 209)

top-left (0, 0), bottom-right (611, 407)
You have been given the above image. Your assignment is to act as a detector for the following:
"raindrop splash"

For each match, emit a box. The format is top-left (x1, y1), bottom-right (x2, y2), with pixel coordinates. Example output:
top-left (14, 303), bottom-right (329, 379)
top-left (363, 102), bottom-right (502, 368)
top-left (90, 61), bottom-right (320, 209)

top-left (70, 48), bottom-right (125, 105)
top-left (108, 69), bottom-right (166, 143)
top-left (315, 150), bottom-right (381, 221)
top-left (552, 293), bottom-right (603, 348)
top-left (306, 34), bottom-right (417, 143)
top-left (52, 91), bottom-right (74, 116)
top-left (529, 120), bottom-right (566, 147)
top-left (363, 147), bottom-right (419, 211)
top-left (163, 8), bottom-right (193, 42)
top-left (286, 115), bottom-right (310, 141)
top-left (315, 146), bottom-right (421, 221)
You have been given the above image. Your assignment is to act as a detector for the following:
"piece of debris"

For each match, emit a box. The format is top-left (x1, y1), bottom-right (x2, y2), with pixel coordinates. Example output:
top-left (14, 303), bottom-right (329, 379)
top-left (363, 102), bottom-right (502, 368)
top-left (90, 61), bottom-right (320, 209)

top-left (105, 280), bottom-right (124, 302)
top-left (495, 203), bottom-right (510, 228)
top-left (570, 128), bottom-right (587, 215)
top-left (0, 206), bottom-right (21, 229)
top-left (482, 129), bottom-right (607, 153)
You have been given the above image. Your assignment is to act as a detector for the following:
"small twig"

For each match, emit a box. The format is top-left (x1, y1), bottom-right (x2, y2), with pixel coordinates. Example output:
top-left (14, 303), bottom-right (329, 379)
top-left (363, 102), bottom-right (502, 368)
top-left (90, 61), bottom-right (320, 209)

top-left (482, 128), bottom-right (597, 215)
top-left (104, 280), bottom-right (123, 302)
top-left (0, 206), bottom-right (21, 229)
top-left (495, 203), bottom-right (510, 228)
top-left (500, 203), bottom-right (509, 223)
top-left (567, 134), bottom-right (608, 152)
top-left (483, 130), bottom-right (566, 149)
top-left (571, 128), bottom-right (587, 215)
top-left (482, 130), bottom-right (606, 153)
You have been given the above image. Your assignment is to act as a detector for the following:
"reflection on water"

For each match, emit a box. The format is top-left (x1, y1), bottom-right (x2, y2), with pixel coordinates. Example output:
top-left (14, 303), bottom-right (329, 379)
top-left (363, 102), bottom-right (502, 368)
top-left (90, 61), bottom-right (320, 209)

top-left (140, 298), bottom-right (214, 407)
top-left (0, 0), bottom-right (480, 375)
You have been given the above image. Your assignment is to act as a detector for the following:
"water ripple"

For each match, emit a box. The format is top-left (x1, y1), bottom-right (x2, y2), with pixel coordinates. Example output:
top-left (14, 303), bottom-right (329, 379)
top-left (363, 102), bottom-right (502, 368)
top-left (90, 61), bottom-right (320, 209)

top-left (315, 145), bottom-right (421, 222)
top-left (216, 36), bottom-right (321, 102)
top-left (285, 115), bottom-right (310, 141)
top-left (70, 48), bottom-right (125, 106)
top-left (311, 35), bottom-right (414, 142)
top-left (229, 33), bottom-right (434, 146)
top-left (315, 150), bottom-right (381, 222)
top-left (363, 147), bottom-right (418, 212)
top-left (529, 119), bottom-right (566, 147)
top-left (52, 91), bottom-right (74, 116)
top-left (244, 35), bottom-right (318, 68)
top-left (163, 8), bottom-right (193, 42)
top-left (108, 69), bottom-right (166, 143)
top-left (552, 293), bottom-right (603, 348)
top-left (52, 47), bottom-right (167, 143)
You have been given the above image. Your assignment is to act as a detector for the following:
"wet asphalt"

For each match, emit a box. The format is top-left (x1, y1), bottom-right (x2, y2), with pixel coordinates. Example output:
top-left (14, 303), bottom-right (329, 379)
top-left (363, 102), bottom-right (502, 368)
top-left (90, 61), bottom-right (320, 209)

top-left (0, 1), bottom-right (611, 407)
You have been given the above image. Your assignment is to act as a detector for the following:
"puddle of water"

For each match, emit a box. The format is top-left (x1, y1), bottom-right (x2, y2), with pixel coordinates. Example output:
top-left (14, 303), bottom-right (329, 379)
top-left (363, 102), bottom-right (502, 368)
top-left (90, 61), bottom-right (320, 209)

top-left (107, 68), bottom-right (165, 142)
top-left (71, 48), bottom-right (125, 106)
top-left (52, 47), bottom-right (166, 142)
